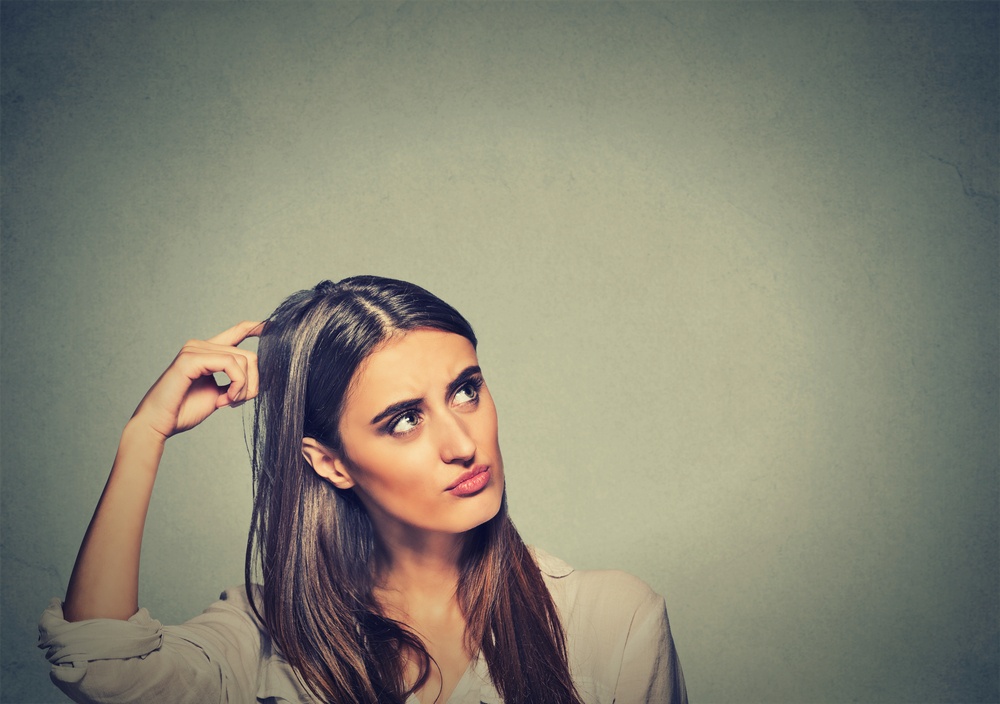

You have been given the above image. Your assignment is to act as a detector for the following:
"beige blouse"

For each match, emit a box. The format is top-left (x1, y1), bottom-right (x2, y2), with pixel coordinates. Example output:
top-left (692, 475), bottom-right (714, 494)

top-left (39, 549), bottom-right (687, 703)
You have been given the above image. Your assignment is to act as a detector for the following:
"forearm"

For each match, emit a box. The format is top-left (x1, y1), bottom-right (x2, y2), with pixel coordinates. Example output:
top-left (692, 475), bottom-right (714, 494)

top-left (61, 320), bottom-right (260, 622)
top-left (63, 420), bottom-right (166, 622)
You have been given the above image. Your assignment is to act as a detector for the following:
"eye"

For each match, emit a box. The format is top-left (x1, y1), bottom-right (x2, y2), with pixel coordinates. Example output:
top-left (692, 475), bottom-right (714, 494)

top-left (453, 377), bottom-right (483, 406)
top-left (387, 410), bottom-right (421, 436)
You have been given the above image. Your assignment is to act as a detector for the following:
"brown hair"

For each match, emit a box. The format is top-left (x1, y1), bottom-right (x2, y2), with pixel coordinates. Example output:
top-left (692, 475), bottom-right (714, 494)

top-left (246, 276), bottom-right (584, 703)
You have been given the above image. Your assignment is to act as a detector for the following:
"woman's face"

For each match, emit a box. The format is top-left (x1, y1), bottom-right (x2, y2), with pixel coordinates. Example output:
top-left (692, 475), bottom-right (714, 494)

top-left (320, 328), bottom-right (504, 543)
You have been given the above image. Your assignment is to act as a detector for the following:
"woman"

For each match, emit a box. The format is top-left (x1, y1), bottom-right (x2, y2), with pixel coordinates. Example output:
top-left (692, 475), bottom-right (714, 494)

top-left (39, 276), bottom-right (686, 703)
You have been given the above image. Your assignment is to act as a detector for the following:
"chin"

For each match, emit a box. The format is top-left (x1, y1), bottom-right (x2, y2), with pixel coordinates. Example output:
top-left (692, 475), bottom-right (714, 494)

top-left (480, 481), bottom-right (506, 523)
top-left (456, 484), bottom-right (505, 534)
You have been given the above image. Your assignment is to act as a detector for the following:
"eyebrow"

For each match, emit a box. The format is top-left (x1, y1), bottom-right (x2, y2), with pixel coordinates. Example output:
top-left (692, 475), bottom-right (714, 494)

top-left (369, 365), bottom-right (482, 426)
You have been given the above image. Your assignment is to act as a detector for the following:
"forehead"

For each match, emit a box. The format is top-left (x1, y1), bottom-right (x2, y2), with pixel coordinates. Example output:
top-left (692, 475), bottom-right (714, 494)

top-left (345, 329), bottom-right (478, 411)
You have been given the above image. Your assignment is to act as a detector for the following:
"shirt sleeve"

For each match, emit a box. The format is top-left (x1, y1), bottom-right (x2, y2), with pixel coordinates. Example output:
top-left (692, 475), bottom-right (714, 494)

top-left (612, 589), bottom-right (687, 704)
top-left (37, 587), bottom-right (264, 704)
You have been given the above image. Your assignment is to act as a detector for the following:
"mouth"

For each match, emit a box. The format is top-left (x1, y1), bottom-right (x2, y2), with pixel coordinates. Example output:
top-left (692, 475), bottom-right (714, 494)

top-left (446, 465), bottom-right (490, 496)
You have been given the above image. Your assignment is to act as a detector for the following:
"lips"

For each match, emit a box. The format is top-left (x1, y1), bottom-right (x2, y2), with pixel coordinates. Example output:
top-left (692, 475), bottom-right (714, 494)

top-left (445, 465), bottom-right (489, 492)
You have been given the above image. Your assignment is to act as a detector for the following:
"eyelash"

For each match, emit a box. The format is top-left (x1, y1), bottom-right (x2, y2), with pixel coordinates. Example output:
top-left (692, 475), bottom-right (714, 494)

top-left (455, 376), bottom-right (484, 404)
top-left (384, 376), bottom-right (485, 437)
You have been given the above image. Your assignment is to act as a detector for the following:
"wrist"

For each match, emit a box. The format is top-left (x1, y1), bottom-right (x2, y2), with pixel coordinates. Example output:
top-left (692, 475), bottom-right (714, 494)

top-left (116, 420), bottom-right (168, 476)
top-left (122, 417), bottom-right (169, 447)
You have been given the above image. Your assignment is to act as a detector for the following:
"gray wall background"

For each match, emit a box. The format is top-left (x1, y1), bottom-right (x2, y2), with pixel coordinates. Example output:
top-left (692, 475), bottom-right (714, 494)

top-left (2, 2), bottom-right (996, 702)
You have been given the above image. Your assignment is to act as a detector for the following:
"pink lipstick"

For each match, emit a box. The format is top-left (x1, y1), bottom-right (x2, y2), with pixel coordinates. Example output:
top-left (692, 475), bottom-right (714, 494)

top-left (446, 466), bottom-right (490, 496)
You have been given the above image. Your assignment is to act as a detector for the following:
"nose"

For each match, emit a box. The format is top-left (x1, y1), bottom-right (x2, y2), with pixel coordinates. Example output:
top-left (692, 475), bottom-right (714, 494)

top-left (438, 410), bottom-right (477, 465)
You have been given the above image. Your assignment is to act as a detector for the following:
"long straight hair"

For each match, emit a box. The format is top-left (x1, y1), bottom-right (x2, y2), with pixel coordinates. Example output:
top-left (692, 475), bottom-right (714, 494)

top-left (246, 276), bottom-right (584, 703)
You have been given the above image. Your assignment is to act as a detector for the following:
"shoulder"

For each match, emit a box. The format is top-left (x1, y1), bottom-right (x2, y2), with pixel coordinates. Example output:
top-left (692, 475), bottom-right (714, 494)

top-left (180, 584), bottom-right (265, 634)
top-left (530, 546), bottom-right (664, 618)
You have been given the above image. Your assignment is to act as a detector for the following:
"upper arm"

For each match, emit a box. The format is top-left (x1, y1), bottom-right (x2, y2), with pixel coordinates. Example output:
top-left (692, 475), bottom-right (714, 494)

top-left (613, 589), bottom-right (687, 704)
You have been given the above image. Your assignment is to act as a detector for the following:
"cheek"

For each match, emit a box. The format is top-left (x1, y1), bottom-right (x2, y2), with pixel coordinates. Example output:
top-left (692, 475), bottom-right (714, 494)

top-left (348, 440), bottom-right (437, 496)
top-left (475, 397), bottom-right (501, 445)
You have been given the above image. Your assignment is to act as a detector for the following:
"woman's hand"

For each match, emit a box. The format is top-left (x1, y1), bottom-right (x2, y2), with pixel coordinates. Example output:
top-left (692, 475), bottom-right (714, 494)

top-left (130, 321), bottom-right (263, 441)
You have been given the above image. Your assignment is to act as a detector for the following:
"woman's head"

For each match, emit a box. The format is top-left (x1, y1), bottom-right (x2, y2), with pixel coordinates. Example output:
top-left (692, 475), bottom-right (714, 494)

top-left (247, 276), bottom-right (581, 704)
top-left (251, 275), bottom-right (502, 563)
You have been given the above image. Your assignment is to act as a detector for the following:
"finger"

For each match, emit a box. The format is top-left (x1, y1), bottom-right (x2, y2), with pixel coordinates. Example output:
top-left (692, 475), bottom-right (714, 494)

top-left (207, 320), bottom-right (264, 347)
top-left (174, 349), bottom-right (250, 396)
top-left (243, 349), bottom-right (260, 402)
top-left (183, 339), bottom-right (257, 359)
top-left (226, 349), bottom-right (259, 403)
top-left (225, 352), bottom-right (252, 404)
top-left (197, 333), bottom-right (261, 403)
top-left (179, 341), bottom-right (259, 403)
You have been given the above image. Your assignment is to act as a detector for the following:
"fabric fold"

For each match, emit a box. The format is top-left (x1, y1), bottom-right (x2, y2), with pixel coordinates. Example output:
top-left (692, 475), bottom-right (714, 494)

top-left (39, 600), bottom-right (163, 673)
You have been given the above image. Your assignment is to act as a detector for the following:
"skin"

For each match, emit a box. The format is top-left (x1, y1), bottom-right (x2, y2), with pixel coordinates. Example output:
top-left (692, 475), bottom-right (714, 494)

top-left (64, 322), bottom-right (502, 704)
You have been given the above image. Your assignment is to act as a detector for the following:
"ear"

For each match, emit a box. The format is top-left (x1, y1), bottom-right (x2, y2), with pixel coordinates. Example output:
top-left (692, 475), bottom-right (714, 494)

top-left (301, 437), bottom-right (356, 490)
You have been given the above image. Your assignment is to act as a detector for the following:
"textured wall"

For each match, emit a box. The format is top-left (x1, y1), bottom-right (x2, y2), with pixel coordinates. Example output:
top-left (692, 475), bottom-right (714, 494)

top-left (2, 2), bottom-right (996, 702)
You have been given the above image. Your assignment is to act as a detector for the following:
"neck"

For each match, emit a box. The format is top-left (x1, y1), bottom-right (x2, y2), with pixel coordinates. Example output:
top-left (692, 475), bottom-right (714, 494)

top-left (377, 529), bottom-right (463, 590)
top-left (367, 522), bottom-right (465, 616)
